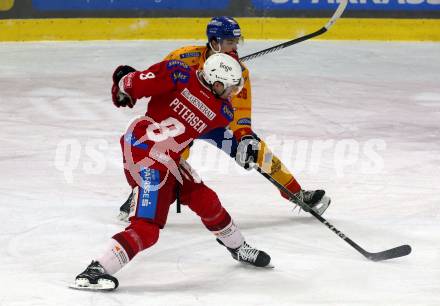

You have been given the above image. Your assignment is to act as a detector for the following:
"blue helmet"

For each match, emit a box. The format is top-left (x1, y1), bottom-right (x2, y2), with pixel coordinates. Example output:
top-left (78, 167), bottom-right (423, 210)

top-left (206, 16), bottom-right (241, 42)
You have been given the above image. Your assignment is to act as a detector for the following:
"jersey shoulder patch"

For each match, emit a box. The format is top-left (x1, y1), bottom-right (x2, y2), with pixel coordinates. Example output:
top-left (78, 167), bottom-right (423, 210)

top-left (180, 51), bottom-right (202, 59)
top-left (166, 60), bottom-right (190, 70)
top-left (220, 102), bottom-right (234, 122)
top-left (165, 46), bottom-right (204, 60)
top-left (237, 118), bottom-right (251, 126)
top-left (166, 60), bottom-right (191, 84)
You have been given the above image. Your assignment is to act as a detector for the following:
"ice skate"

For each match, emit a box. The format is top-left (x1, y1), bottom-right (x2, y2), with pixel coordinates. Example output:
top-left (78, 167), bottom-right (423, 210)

top-left (70, 261), bottom-right (119, 291)
top-left (293, 189), bottom-right (331, 216)
top-left (219, 239), bottom-right (273, 268)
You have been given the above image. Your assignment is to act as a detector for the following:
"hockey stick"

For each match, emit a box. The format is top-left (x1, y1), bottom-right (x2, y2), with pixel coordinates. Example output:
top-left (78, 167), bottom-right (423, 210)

top-left (239, 0), bottom-right (348, 62)
top-left (176, 187), bottom-right (182, 213)
top-left (254, 166), bottom-right (411, 261)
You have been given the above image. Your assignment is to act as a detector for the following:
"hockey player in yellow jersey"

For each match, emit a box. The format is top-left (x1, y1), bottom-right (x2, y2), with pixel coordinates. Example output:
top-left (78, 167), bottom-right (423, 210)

top-left (118, 16), bottom-right (330, 220)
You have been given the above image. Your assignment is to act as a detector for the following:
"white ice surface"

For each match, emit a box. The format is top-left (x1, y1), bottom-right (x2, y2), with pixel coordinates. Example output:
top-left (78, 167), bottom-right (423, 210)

top-left (0, 40), bottom-right (439, 306)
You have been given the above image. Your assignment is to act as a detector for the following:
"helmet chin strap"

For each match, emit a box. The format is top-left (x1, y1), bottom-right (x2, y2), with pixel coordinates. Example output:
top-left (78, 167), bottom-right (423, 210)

top-left (197, 70), bottom-right (223, 98)
top-left (209, 40), bottom-right (222, 53)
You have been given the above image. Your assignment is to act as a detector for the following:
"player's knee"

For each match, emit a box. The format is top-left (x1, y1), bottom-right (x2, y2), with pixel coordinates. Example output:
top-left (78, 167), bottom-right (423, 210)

top-left (187, 185), bottom-right (222, 218)
top-left (112, 219), bottom-right (160, 260)
top-left (126, 218), bottom-right (160, 251)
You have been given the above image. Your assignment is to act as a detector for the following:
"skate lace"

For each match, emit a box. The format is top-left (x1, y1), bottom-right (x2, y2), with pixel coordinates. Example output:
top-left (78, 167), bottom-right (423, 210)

top-left (302, 190), bottom-right (314, 203)
top-left (291, 190), bottom-right (314, 214)
top-left (236, 242), bottom-right (259, 263)
top-left (290, 190), bottom-right (304, 214)
top-left (85, 261), bottom-right (105, 276)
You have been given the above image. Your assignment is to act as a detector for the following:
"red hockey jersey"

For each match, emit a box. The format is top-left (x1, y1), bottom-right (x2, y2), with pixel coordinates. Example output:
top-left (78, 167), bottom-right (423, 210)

top-left (121, 60), bottom-right (234, 172)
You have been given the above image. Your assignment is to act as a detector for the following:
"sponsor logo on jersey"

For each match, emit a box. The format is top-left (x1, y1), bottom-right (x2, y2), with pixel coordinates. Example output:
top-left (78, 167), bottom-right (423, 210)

top-left (137, 168), bottom-right (159, 219)
top-left (125, 133), bottom-right (148, 150)
top-left (166, 60), bottom-right (190, 70)
top-left (180, 52), bottom-right (201, 59)
top-left (171, 71), bottom-right (190, 84)
top-left (167, 60), bottom-right (191, 84)
top-left (181, 88), bottom-right (216, 121)
top-left (237, 118), bottom-right (251, 126)
top-left (123, 73), bottom-right (133, 89)
top-left (221, 103), bottom-right (234, 122)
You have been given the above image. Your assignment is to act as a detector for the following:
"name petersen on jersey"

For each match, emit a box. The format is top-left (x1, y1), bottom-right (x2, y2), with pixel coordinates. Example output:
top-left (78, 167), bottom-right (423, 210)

top-left (169, 94), bottom-right (208, 134)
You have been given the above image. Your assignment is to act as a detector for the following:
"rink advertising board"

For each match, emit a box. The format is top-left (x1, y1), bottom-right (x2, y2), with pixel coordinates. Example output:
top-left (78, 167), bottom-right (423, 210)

top-left (29, 0), bottom-right (440, 12)
top-left (0, 0), bottom-right (439, 41)
top-left (252, 0), bottom-right (440, 11)
top-left (2, 0), bottom-right (440, 16)
top-left (31, 0), bottom-right (231, 10)
top-left (0, 0), bottom-right (431, 13)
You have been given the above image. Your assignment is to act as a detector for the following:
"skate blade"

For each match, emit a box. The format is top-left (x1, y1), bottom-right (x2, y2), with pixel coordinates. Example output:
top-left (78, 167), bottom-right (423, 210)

top-left (238, 261), bottom-right (274, 269)
top-left (313, 196), bottom-right (331, 216)
top-left (265, 263), bottom-right (275, 269)
top-left (68, 282), bottom-right (116, 291)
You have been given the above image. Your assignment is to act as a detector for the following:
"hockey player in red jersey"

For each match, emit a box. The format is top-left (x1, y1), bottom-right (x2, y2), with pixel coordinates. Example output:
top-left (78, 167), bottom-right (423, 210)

top-left (72, 53), bottom-right (272, 291)
top-left (118, 16), bottom-right (331, 221)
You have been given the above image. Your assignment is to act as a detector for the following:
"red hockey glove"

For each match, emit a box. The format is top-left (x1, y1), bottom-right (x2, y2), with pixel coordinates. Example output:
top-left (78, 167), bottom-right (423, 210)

top-left (111, 65), bottom-right (137, 108)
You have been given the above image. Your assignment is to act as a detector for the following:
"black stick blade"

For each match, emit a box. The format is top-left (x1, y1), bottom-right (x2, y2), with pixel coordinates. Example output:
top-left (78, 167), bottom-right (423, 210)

top-left (366, 245), bottom-right (412, 262)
